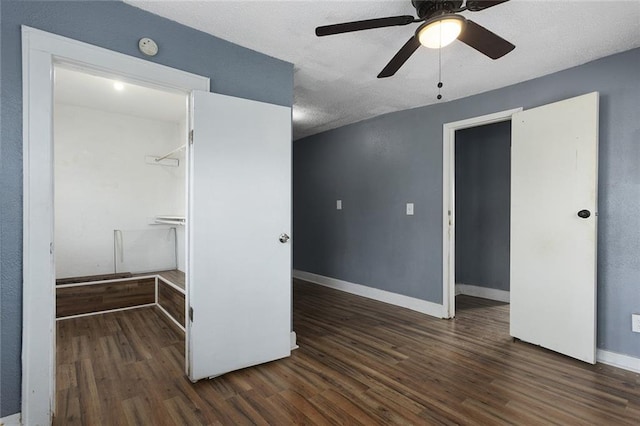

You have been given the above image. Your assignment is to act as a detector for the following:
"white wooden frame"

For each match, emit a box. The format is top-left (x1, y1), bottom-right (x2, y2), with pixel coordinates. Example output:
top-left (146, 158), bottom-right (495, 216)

top-left (22, 26), bottom-right (209, 425)
top-left (56, 274), bottom-right (186, 329)
top-left (441, 107), bottom-right (522, 319)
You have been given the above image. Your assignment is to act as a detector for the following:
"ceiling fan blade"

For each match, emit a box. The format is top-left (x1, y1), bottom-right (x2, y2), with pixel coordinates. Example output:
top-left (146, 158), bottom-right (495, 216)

top-left (458, 20), bottom-right (515, 59)
top-left (316, 15), bottom-right (416, 37)
top-left (377, 36), bottom-right (421, 78)
top-left (465, 0), bottom-right (510, 12)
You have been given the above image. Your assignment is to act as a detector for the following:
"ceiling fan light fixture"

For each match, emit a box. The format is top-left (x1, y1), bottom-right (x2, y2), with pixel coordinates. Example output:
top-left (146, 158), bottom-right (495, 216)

top-left (417, 15), bottom-right (465, 49)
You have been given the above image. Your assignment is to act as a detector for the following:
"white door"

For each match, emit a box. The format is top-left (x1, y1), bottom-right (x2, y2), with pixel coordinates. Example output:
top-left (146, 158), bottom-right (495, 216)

top-left (510, 92), bottom-right (599, 363)
top-left (187, 91), bottom-right (292, 381)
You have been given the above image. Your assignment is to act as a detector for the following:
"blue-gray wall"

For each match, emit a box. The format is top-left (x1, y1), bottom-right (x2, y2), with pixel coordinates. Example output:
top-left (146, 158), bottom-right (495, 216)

top-left (455, 122), bottom-right (511, 291)
top-left (293, 48), bottom-right (640, 359)
top-left (0, 0), bottom-right (293, 417)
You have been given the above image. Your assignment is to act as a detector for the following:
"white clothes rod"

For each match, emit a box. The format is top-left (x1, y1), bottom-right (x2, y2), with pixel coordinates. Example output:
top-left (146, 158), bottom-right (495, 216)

top-left (154, 215), bottom-right (186, 225)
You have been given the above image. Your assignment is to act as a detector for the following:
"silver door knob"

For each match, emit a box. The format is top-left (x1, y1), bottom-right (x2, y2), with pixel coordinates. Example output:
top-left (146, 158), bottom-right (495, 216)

top-left (279, 233), bottom-right (290, 243)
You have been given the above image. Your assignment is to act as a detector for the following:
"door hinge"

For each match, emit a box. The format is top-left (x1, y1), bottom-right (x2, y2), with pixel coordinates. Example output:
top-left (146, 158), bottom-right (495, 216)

top-left (189, 306), bottom-right (194, 322)
top-left (189, 129), bottom-right (194, 144)
top-left (50, 242), bottom-right (54, 254)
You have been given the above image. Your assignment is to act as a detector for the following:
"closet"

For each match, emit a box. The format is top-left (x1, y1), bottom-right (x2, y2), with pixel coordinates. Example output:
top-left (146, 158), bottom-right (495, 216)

top-left (51, 63), bottom-right (293, 382)
top-left (54, 66), bottom-right (188, 334)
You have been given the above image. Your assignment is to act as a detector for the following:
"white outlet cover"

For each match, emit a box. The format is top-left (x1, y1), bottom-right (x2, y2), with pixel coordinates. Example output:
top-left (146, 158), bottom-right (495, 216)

top-left (406, 203), bottom-right (414, 215)
top-left (336, 200), bottom-right (342, 210)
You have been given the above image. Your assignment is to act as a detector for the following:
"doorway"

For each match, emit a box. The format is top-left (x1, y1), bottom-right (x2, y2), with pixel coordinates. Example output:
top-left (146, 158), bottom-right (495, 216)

top-left (442, 108), bottom-right (521, 319)
top-left (22, 26), bottom-right (210, 424)
top-left (52, 63), bottom-right (190, 409)
top-left (454, 121), bottom-right (511, 309)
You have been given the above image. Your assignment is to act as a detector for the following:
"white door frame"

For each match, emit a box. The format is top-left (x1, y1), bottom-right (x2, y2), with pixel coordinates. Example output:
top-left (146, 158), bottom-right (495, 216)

top-left (441, 107), bottom-right (522, 319)
top-left (22, 26), bottom-right (209, 425)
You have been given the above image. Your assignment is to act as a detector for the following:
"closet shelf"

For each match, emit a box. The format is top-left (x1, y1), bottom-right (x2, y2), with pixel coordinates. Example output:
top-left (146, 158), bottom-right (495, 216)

top-left (153, 215), bottom-right (186, 226)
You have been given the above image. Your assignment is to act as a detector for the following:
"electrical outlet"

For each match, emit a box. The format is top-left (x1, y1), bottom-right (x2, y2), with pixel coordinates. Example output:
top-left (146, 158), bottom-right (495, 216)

top-left (336, 200), bottom-right (342, 210)
top-left (632, 314), bottom-right (640, 333)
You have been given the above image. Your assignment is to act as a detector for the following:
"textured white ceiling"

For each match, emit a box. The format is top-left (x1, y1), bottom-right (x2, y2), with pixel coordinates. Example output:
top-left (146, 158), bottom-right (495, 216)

top-left (125, 0), bottom-right (640, 139)
top-left (55, 66), bottom-right (187, 123)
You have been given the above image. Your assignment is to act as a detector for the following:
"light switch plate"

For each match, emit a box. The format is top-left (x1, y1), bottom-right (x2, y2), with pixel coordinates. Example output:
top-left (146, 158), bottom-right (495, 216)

top-left (632, 314), bottom-right (640, 333)
top-left (406, 203), bottom-right (414, 215)
top-left (336, 200), bottom-right (342, 210)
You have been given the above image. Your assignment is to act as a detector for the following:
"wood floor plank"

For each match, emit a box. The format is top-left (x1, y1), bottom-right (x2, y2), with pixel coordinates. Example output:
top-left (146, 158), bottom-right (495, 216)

top-left (54, 281), bottom-right (640, 425)
top-left (75, 358), bottom-right (101, 425)
top-left (308, 388), bottom-right (378, 425)
top-left (240, 388), bottom-right (293, 425)
top-left (163, 396), bottom-right (205, 426)
top-left (267, 391), bottom-right (319, 423)
top-left (122, 396), bottom-right (153, 426)
top-left (224, 394), bottom-right (271, 426)
top-left (54, 388), bottom-right (82, 426)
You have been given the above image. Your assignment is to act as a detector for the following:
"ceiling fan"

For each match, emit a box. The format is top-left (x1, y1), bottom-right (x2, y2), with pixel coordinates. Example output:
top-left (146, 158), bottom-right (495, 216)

top-left (316, 0), bottom-right (515, 78)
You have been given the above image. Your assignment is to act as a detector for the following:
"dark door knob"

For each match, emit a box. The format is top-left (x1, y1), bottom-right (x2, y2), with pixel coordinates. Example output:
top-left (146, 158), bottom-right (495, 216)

top-left (577, 209), bottom-right (591, 219)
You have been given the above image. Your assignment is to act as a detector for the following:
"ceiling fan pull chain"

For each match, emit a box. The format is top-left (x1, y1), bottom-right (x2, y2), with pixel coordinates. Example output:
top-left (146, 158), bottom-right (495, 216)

top-left (437, 23), bottom-right (443, 100)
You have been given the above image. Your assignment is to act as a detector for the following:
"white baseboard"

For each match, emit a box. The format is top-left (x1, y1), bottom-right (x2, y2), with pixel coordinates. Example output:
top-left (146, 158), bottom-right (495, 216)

top-left (0, 412), bottom-right (21, 426)
top-left (596, 349), bottom-right (640, 373)
top-left (293, 270), bottom-right (445, 318)
top-left (456, 283), bottom-right (510, 303)
top-left (290, 331), bottom-right (299, 350)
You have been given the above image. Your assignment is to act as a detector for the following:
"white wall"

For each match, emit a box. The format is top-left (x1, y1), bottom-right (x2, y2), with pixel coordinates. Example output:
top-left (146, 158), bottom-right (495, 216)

top-left (54, 104), bottom-right (186, 278)
top-left (176, 118), bottom-right (188, 272)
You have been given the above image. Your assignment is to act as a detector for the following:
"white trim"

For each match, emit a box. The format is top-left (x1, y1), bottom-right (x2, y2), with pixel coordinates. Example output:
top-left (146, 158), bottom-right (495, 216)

top-left (156, 304), bottom-right (186, 332)
top-left (442, 107), bottom-right (522, 319)
top-left (22, 26), bottom-right (209, 426)
top-left (55, 303), bottom-right (156, 321)
top-left (596, 349), bottom-right (640, 373)
top-left (456, 283), bottom-right (510, 303)
top-left (293, 270), bottom-right (445, 319)
top-left (55, 275), bottom-right (157, 288)
top-left (22, 29), bottom-right (57, 426)
top-left (0, 413), bottom-right (22, 426)
top-left (155, 276), bottom-right (159, 305)
top-left (290, 331), bottom-right (299, 350)
top-left (56, 274), bottom-right (183, 292)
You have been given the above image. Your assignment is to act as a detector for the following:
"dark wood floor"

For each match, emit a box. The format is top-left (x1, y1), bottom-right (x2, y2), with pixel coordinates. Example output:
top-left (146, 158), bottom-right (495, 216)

top-left (55, 279), bottom-right (640, 425)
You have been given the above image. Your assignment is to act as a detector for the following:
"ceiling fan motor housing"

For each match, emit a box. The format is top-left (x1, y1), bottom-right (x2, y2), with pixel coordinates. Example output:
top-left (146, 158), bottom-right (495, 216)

top-left (411, 0), bottom-right (464, 19)
top-left (315, 0), bottom-right (514, 78)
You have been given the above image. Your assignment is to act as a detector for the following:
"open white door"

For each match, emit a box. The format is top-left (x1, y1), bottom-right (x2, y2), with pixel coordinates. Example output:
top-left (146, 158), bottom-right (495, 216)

top-left (187, 91), bottom-right (291, 381)
top-left (510, 92), bottom-right (598, 363)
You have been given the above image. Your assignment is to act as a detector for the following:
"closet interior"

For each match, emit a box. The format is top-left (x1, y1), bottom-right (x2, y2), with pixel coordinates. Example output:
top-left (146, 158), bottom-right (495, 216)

top-left (54, 65), bottom-right (189, 334)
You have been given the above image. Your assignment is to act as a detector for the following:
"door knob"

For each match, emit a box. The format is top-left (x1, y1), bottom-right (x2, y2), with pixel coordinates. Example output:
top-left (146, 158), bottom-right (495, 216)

top-left (279, 233), bottom-right (290, 243)
top-left (577, 209), bottom-right (591, 219)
